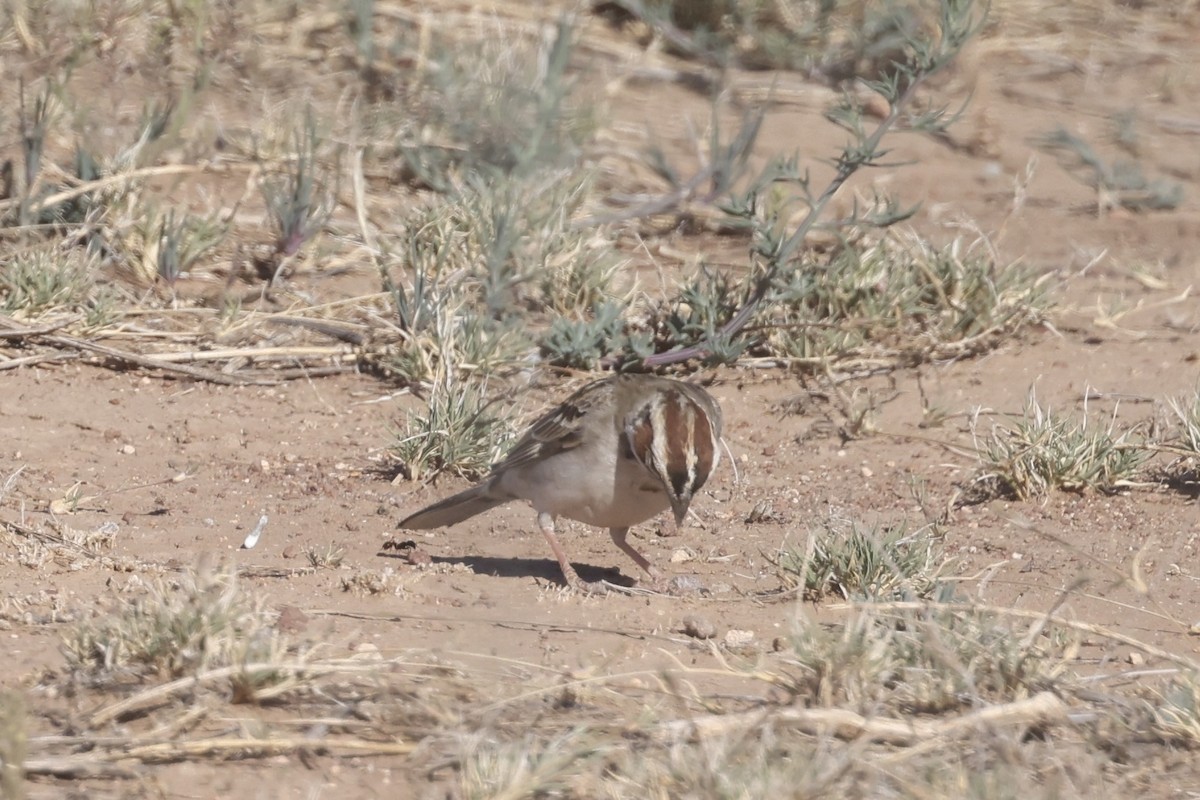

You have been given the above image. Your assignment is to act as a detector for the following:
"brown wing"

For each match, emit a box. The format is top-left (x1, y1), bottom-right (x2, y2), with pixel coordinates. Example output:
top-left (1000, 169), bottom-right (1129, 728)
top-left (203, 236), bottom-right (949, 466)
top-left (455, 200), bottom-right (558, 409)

top-left (490, 377), bottom-right (614, 473)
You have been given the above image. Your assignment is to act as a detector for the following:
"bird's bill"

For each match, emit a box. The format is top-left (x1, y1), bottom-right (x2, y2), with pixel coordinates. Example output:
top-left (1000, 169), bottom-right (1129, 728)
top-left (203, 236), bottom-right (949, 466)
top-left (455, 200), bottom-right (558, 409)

top-left (670, 495), bottom-right (690, 527)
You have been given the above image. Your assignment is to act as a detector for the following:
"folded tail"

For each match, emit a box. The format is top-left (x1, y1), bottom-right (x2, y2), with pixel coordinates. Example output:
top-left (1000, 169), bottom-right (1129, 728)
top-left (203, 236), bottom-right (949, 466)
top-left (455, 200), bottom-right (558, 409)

top-left (399, 483), bottom-right (509, 530)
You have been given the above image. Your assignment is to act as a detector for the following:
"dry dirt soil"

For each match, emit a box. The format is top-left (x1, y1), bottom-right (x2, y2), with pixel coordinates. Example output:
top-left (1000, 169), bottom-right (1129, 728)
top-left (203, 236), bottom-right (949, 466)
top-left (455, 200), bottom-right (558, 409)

top-left (3, 2), bottom-right (1200, 798)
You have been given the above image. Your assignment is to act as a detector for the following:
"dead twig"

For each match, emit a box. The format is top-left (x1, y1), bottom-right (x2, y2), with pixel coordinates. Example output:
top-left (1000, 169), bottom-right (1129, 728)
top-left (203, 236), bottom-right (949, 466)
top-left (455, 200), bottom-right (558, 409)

top-left (0, 315), bottom-right (276, 385)
top-left (659, 691), bottom-right (1068, 746)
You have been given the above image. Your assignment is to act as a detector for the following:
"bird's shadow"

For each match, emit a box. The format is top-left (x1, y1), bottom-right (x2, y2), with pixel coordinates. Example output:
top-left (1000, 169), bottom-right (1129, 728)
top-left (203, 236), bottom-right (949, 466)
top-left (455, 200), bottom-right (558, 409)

top-left (377, 548), bottom-right (634, 588)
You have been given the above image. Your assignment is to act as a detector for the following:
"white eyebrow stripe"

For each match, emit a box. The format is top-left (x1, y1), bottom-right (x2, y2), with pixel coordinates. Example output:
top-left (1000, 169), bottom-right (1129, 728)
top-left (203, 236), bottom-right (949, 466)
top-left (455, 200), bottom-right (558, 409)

top-left (681, 394), bottom-right (698, 489)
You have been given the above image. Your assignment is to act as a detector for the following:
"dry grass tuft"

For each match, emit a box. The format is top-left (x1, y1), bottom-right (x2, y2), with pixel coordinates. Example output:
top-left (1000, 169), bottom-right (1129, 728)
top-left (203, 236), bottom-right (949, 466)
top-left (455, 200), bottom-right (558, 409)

top-left (971, 391), bottom-right (1149, 500)
top-left (62, 565), bottom-right (291, 699)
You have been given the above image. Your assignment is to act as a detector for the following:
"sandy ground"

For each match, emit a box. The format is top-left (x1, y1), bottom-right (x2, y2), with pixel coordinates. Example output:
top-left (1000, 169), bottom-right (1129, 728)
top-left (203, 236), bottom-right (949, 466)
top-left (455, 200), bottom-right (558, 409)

top-left (3, 3), bottom-right (1200, 797)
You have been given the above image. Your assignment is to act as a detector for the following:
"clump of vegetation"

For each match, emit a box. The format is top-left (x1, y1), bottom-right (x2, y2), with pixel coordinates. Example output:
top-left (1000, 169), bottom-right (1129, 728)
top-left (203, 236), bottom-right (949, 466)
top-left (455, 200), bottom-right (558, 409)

top-left (1, 249), bottom-right (97, 316)
top-left (377, 17), bottom-right (592, 191)
top-left (379, 165), bottom-right (634, 381)
top-left (1164, 386), bottom-right (1200, 457)
top-left (62, 567), bottom-right (291, 700)
top-left (260, 111), bottom-right (338, 261)
top-left (1145, 671), bottom-right (1200, 746)
top-left (0, 691), bottom-right (26, 800)
top-left (126, 206), bottom-right (229, 287)
top-left (1036, 126), bottom-right (1184, 212)
top-left (783, 603), bottom-right (1079, 713)
top-left (390, 375), bottom-right (514, 481)
top-left (607, 0), bottom-right (936, 79)
top-left (458, 728), bottom-right (601, 800)
top-left (761, 230), bottom-right (1049, 366)
top-left (971, 392), bottom-right (1149, 500)
top-left (776, 512), bottom-right (953, 601)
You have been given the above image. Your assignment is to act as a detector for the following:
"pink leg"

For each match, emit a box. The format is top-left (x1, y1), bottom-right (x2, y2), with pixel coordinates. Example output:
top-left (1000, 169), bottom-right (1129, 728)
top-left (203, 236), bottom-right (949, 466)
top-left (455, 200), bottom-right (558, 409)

top-left (538, 512), bottom-right (607, 594)
top-left (609, 527), bottom-right (663, 581)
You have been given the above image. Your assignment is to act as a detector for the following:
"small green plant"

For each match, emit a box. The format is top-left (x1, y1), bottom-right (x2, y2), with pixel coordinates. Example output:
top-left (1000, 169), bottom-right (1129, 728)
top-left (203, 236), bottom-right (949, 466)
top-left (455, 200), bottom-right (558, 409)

top-left (972, 392), bottom-right (1149, 500)
top-left (16, 80), bottom-right (58, 226)
top-left (381, 169), bottom-right (628, 383)
top-left (1165, 386), bottom-right (1200, 456)
top-left (772, 231), bottom-right (1048, 357)
top-left (541, 300), bottom-right (647, 370)
top-left (261, 111), bottom-right (338, 259)
top-left (386, 16), bottom-right (590, 190)
top-left (776, 512), bottom-right (952, 601)
top-left (617, 0), bottom-right (932, 77)
top-left (400, 171), bottom-right (624, 319)
top-left (346, 0), bottom-right (375, 65)
top-left (154, 208), bottom-right (228, 285)
top-left (125, 206), bottom-right (228, 286)
top-left (0, 249), bottom-right (96, 316)
top-left (1146, 671), bottom-right (1200, 746)
top-left (626, 0), bottom-right (990, 371)
top-left (646, 264), bottom-right (751, 366)
top-left (784, 604), bottom-right (1078, 713)
top-left (390, 377), bottom-right (513, 481)
top-left (62, 566), bottom-right (289, 696)
top-left (459, 728), bottom-right (600, 800)
top-left (605, 724), bottom-right (848, 800)
top-left (80, 285), bottom-right (123, 330)
top-left (382, 271), bottom-right (530, 385)
top-left (306, 543), bottom-right (346, 569)
top-left (1036, 126), bottom-right (1184, 212)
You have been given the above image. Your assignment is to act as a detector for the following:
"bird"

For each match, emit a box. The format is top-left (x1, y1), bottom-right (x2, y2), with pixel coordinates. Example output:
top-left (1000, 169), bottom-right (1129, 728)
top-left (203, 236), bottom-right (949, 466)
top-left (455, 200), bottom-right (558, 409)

top-left (398, 373), bottom-right (723, 593)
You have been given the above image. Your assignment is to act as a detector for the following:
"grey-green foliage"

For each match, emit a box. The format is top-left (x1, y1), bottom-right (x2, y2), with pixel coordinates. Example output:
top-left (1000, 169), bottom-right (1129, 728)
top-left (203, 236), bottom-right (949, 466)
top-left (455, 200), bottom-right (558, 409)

top-left (1, 249), bottom-right (95, 315)
top-left (383, 1), bottom-right (1009, 381)
top-left (1166, 387), bottom-right (1200, 455)
top-left (389, 17), bottom-right (590, 191)
top-left (634, 0), bottom-right (989, 370)
top-left (786, 604), bottom-right (1076, 714)
top-left (541, 301), bottom-right (648, 370)
top-left (1037, 126), bottom-right (1183, 211)
top-left (62, 568), bottom-right (285, 683)
top-left (1148, 672), bottom-right (1200, 746)
top-left (973, 393), bottom-right (1149, 500)
top-left (623, 0), bottom-right (930, 78)
top-left (655, 265), bottom-right (750, 364)
top-left (153, 208), bottom-right (229, 284)
top-left (390, 379), bottom-right (513, 481)
top-left (0, 690), bottom-right (25, 800)
top-left (260, 110), bottom-right (338, 257)
top-left (384, 168), bottom-right (630, 379)
top-left (382, 265), bottom-right (529, 384)
top-left (778, 513), bottom-right (952, 601)
top-left (402, 172), bottom-right (619, 318)
top-left (763, 232), bottom-right (1050, 360)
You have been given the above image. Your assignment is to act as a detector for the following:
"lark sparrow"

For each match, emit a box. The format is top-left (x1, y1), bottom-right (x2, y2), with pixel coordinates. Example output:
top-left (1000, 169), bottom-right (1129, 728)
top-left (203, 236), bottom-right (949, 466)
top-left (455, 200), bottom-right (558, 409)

top-left (399, 374), bottom-right (723, 592)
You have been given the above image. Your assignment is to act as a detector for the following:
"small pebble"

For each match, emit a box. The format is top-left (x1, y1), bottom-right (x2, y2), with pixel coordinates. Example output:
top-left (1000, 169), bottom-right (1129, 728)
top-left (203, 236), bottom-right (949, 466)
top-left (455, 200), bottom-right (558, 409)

top-left (681, 615), bottom-right (717, 640)
top-left (276, 605), bottom-right (310, 635)
top-left (666, 575), bottom-right (704, 596)
top-left (724, 629), bottom-right (754, 647)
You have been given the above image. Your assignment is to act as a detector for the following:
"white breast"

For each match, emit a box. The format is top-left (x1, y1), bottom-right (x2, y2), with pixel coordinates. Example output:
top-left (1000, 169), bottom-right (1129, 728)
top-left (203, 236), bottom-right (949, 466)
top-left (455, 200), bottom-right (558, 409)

top-left (495, 440), bottom-right (669, 528)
